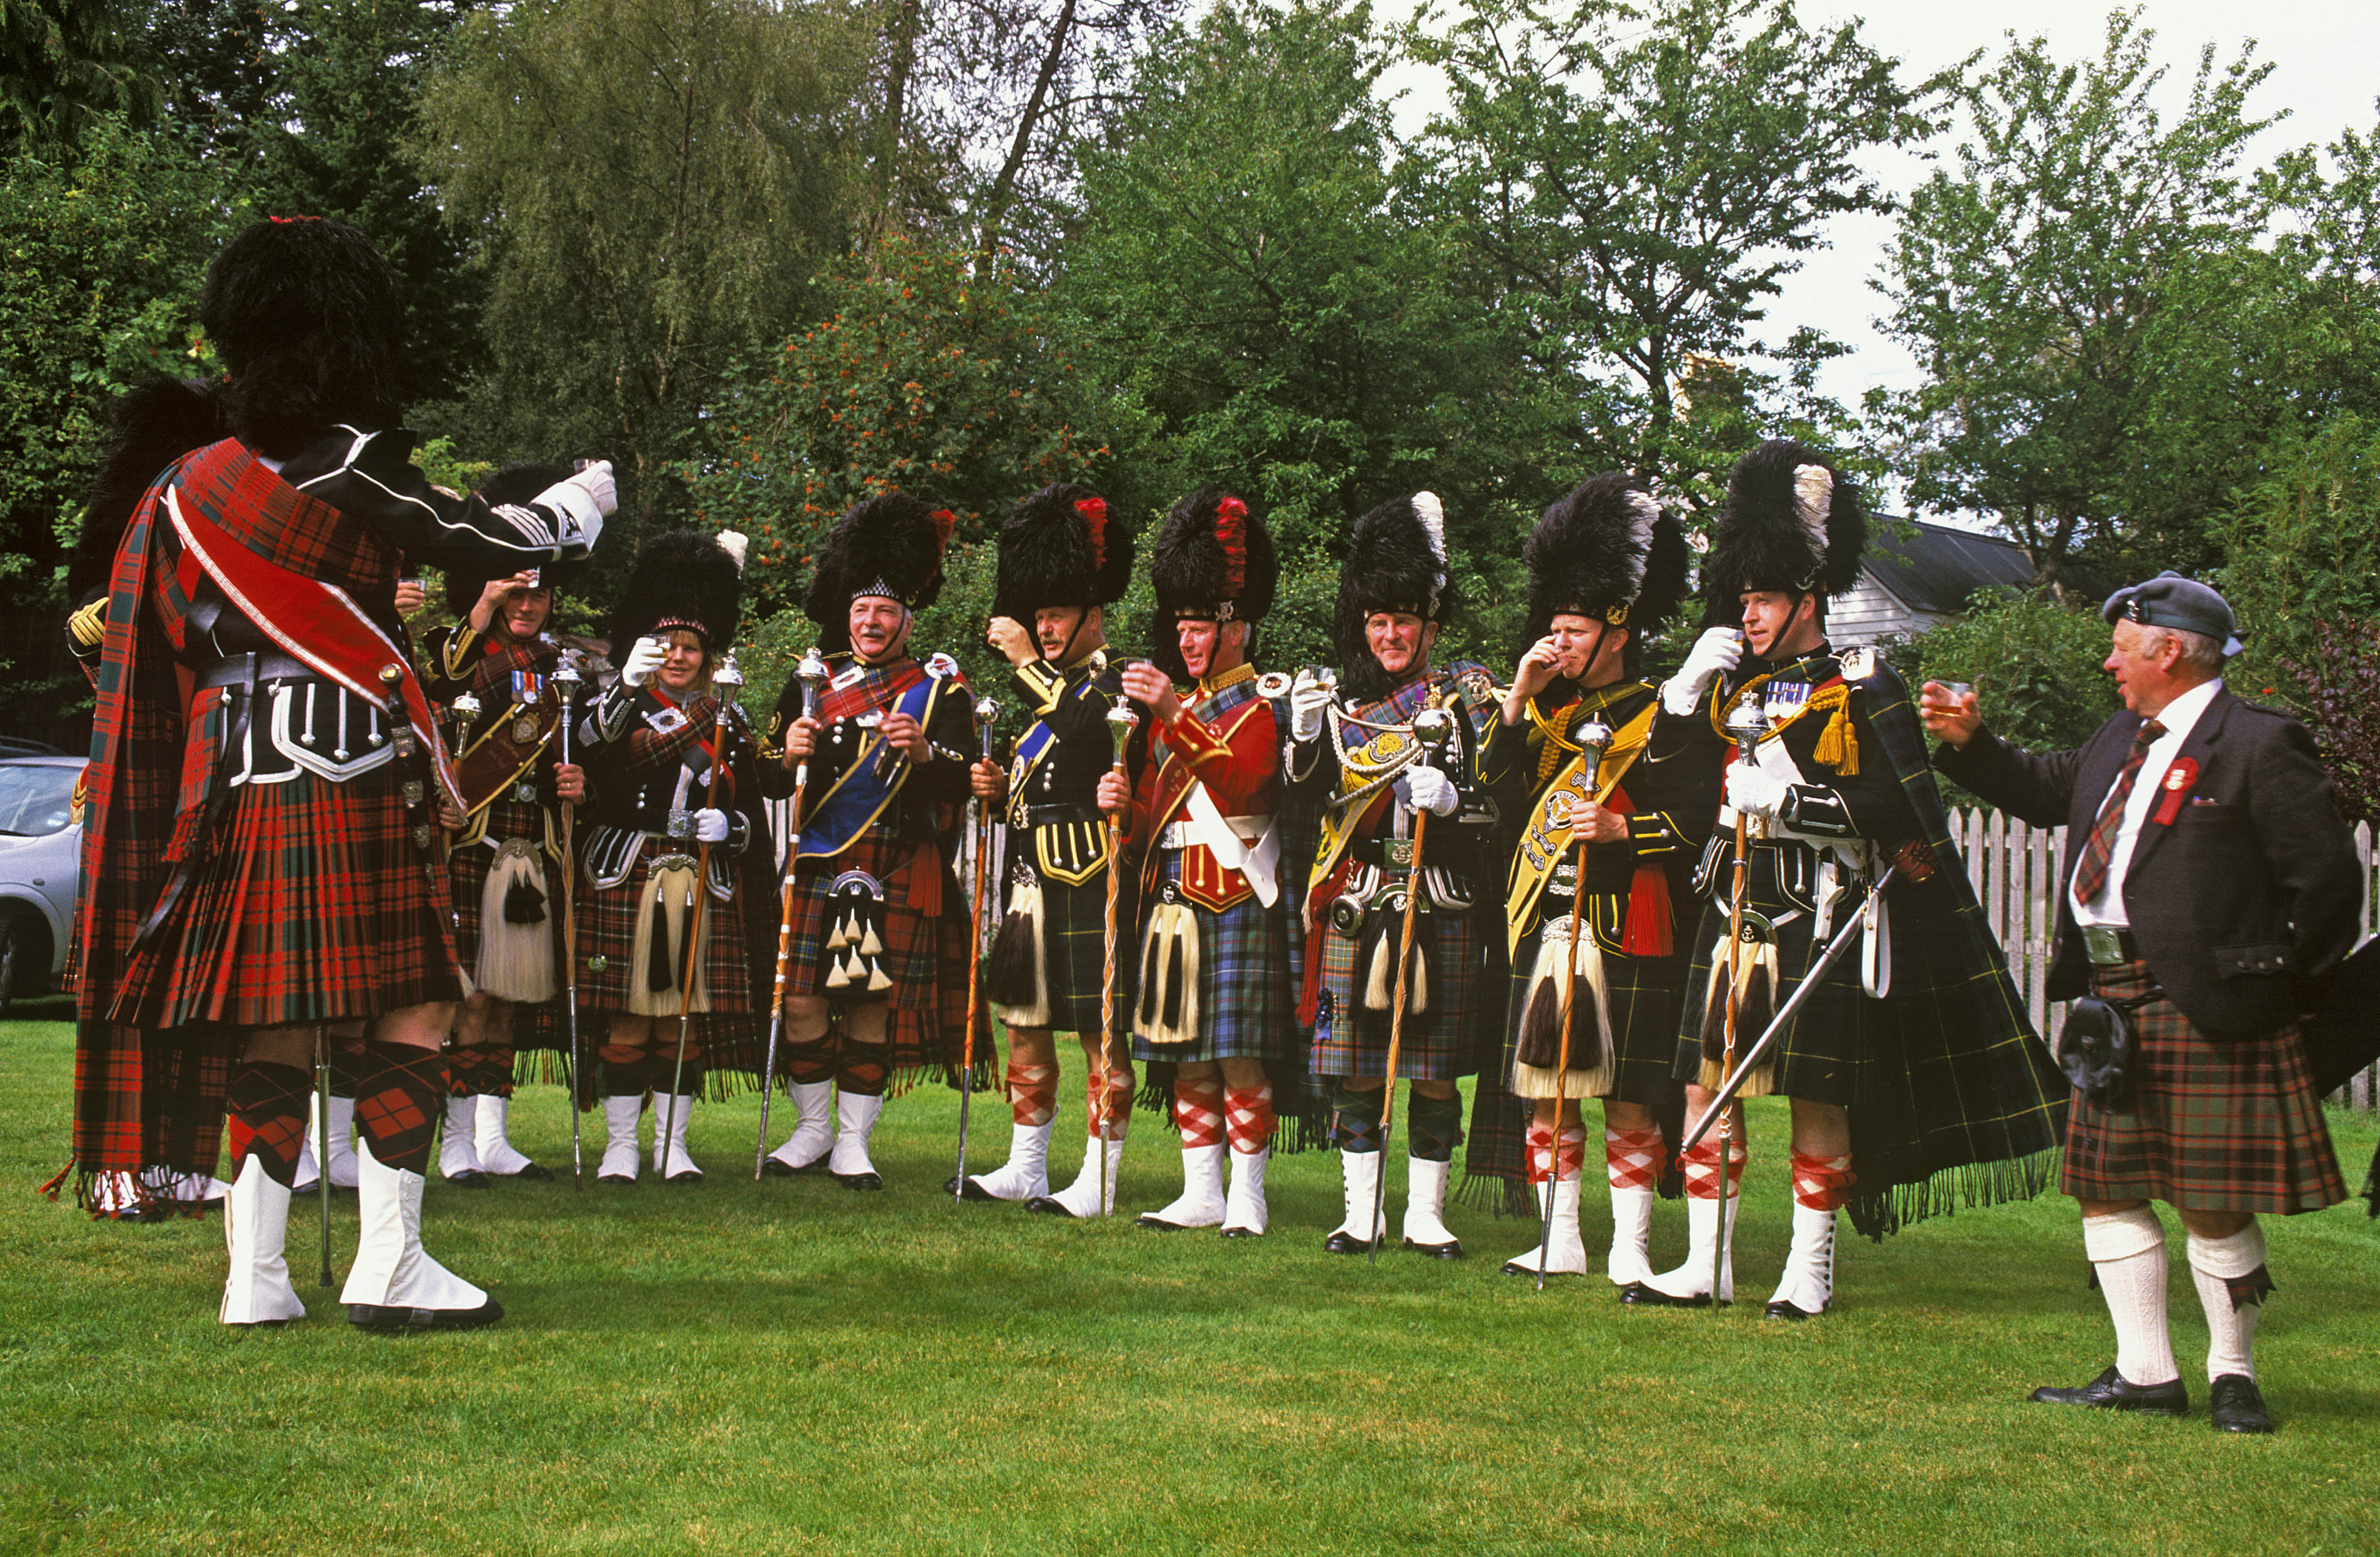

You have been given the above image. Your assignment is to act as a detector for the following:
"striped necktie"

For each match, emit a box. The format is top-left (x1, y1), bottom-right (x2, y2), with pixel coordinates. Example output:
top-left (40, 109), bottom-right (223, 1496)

top-left (2071, 719), bottom-right (2167, 906)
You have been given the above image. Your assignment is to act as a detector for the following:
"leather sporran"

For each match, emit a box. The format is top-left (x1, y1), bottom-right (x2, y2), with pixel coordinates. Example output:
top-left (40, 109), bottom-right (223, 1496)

top-left (2057, 993), bottom-right (2151, 1111)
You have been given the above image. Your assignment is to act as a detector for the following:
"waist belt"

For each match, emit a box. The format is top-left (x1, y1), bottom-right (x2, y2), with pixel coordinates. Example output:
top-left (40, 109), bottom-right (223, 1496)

top-left (196, 650), bottom-right (318, 689)
top-left (1155, 815), bottom-right (1268, 852)
top-left (2081, 926), bottom-right (2142, 966)
top-left (1022, 801), bottom-right (1103, 828)
top-left (1350, 837), bottom-right (1423, 871)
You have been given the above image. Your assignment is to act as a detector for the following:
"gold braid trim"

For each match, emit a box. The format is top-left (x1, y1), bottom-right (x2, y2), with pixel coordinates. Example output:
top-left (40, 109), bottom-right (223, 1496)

top-left (1703, 668), bottom-right (1858, 776)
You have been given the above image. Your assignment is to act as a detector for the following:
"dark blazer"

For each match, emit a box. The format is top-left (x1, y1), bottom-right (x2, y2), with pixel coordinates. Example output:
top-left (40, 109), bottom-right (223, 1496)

top-left (1934, 685), bottom-right (2359, 1040)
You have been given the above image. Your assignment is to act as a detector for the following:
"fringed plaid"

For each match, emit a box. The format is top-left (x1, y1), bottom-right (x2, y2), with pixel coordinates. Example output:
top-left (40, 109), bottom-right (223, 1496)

top-left (2064, 961), bottom-right (2346, 1213)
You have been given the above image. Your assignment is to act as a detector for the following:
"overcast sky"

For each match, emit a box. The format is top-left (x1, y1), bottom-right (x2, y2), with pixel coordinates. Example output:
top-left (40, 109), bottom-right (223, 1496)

top-left (1380, 0), bottom-right (2379, 513)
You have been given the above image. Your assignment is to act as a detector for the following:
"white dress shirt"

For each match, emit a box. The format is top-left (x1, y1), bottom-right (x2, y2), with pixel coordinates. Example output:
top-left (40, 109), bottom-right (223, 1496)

top-left (2071, 677), bottom-right (2222, 928)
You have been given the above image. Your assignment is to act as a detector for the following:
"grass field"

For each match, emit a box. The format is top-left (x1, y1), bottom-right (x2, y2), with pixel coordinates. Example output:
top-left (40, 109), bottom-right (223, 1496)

top-left (4, 1007), bottom-right (2377, 1556)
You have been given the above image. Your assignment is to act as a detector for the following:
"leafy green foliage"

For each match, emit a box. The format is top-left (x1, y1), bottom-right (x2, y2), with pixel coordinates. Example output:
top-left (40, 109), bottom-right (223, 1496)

top-left (686, 240), bottom-right (1107, 609)
top-left (1, 0), bottom-right (160, 149)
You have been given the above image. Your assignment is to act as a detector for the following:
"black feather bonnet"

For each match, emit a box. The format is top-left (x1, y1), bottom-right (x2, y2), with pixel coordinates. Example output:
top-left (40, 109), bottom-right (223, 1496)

top-left (611, 528), bottom-right (747, 653)
top-left (1145, 486), bottom-right (1277, 684)
top-left (70, 376), bottom-right (234, 602)
top-left (1334, 491), bottom-right (1454, 702)
top-left (200, 216), bottom-right (407, 459)
top-left (994, 482), bottom-right (1134, 624)
top-left (1698, 439), bottom-right (1866, 623)
top-left (801, 492), bottom-right (955, 655)
top-left (1523, 473), bottom-right (1690, 646)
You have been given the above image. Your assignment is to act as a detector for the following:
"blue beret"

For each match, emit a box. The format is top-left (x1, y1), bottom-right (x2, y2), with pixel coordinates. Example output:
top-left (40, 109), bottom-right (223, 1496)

top-left (2101, 570), bottom-right (2242, 658)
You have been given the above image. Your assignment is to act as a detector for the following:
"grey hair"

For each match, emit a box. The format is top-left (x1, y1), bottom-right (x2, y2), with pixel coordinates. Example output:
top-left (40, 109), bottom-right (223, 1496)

top-left (2138, 623), bottom-right (2226, 674)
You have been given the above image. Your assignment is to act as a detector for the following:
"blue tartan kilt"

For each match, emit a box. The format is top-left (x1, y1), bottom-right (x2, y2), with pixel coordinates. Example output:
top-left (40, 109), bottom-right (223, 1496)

top-left (1306, 897), bottom-right (1493, 1083)
top-left (1128, 853), bottom-right (1295, 1064)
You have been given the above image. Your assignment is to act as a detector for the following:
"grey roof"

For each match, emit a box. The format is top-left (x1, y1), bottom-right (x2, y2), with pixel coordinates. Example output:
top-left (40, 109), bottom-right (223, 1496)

top-left (1864, 517), bottom-right (2081, 614)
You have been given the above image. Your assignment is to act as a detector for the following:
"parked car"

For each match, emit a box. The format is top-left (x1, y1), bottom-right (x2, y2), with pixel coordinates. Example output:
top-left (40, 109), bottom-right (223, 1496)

top-left (0, 754), bottom-right (84, 1011)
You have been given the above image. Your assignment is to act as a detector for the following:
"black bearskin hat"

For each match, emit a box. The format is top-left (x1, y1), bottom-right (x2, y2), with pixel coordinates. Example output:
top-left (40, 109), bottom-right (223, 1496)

top-left (70, 376), bottom-right (233, 601)
top-left (1146, 486), bottom-right (1277, 684)
top-left (994, 483), bottom-right (1134, 624)
top-left (200, 217), bottom-right (407, 459)
top-left (1698, 439), bottom-right (1866, 623)
top-left (1522, 474), bottom-right (1690, 646)
top-left (442, 464), bottom-right (587, 614)
top-left (801, 492), bottom-right (955, 655)
top-left (1334, 491), bottom-right (1454, 703)
top-left (610, 528), bottom-right (747, 653)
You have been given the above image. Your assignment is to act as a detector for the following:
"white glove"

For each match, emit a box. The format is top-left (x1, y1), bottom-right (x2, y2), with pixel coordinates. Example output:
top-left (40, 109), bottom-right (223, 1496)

top-left (533, 461), bottom-right (614, 556)
top-left (1663, 627), bottom-right (1743, 717)
top-left (1289, 667), bottom-right (1334, 743)
top-left (621, 634), bottom-right (668, 688)
top-left (1724, 764), bottom-right (1787, 820)
top-left (1396, 766), bottom-right (1461, 818)
top-left (692, 808), bottom-right (731, 843)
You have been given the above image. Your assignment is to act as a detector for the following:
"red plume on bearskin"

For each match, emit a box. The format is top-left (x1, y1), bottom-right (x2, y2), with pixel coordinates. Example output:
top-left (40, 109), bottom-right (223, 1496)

top-left (1147, 486), bottom-right (1277, 683)
top-left (1698, 439), bottom-right (1866, 626)
top-left (994, 482), bottom-right (1134, 624)
top-left (802, 491), bottom-right (953, 654)
top-left (1521, 474), bottom-right (1690, 653)
top-left (199, 216), bottom-right (407, 459)
top-left (1334, 491), bottom-right (1455, 704)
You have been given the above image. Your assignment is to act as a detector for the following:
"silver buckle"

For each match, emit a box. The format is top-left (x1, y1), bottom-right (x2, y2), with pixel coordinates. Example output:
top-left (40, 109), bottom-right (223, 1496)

top-left (2083, 925), bottom-right (2126, 966)
top-left (1383, 839), bottom-right (1415, 869)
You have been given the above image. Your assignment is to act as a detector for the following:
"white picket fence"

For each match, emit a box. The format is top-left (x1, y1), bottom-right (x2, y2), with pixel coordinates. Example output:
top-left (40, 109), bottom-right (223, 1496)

top-left (1948, 809), bottom-right (2380, 1113)
top-left (766, 796), bottom-right (2380, 1112)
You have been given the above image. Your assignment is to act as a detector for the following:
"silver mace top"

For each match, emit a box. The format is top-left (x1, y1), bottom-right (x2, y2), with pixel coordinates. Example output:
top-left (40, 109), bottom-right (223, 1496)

top-left (712, 650), bottom-right (745, 692)
top-left (973, 695), bottom-right (1000, 761)
top-left (1725, 687), bottom-right (1767, 761)
top-left (550, 658), bottom-right (583, 698)
top-left (1106, 693), bottom-right (1140, 760)
top-left (1410, 705), bottom-right (1455, 764)
top-left (1574, 707), bottom-right (1615, 754)
top-left (450, 690), bottom-right (483, 720)
top-left (795, 646), bottom-right (829, 714)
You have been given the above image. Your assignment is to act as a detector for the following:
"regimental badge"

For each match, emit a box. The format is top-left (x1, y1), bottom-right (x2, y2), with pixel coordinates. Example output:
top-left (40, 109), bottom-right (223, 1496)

top-left (1839, 646), bottom-right (1876, 679)
top-left (646, 705), bottom-right (690, 735)
top-left (513, 717), bottom-right (539, 744)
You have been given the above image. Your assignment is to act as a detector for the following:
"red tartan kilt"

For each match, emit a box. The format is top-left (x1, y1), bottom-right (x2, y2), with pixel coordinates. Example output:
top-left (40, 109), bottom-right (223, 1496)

top-left (572, 833), bottom-right (751, 1015)
top-left (778, 831), bottom-right (969, 1074)
top-left (448, 798), bottom-right (548, 970)
top-left (116, 764), bottom-right (461, 1027)
top-left (2062, 961), bottom-right (2347, 1214)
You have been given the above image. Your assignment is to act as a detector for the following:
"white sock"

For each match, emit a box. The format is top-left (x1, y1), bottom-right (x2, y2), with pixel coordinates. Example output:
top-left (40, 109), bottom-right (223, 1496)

top-left (2081, 1206), bottom-right (2178, 1388)
top-left (2186, 1221), bottom-right (2268, 1383)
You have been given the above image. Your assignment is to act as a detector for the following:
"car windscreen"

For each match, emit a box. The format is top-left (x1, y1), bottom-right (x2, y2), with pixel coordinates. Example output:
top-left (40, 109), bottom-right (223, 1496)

top-left (0, 764), bottom-right (80, 837)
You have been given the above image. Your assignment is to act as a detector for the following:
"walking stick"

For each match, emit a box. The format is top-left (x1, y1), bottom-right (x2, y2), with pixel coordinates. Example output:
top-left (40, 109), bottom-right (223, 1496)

top-left (314, 1023), bottom-right (333, 1287)
top-left (552, 657), bottom-right (586, 1188)
top-left (660, 652), bottom-right (741, 1165)
top-left (755, 648), bottom-right (830, 1177)
top-left (1536, 710), bottom-right (1614, 1290)
top-left (1710, 687), bottom-right (1767, 1304)
top-left (1370, 707), bottom-right (1455, 1265)
top-left (1095, 693), bottom-right (1140, 1218)
top-left (954, 694), bottom-right (1001, 1202)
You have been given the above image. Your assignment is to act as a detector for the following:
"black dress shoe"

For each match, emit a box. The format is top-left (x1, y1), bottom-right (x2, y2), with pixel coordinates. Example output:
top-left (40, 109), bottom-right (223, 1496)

top-left (497, 1163), bottom-right (555, 1182)
top-left (1764, 1298), bottom-right (1827, 1321)
top-left (596, 1172), bottom-right (635, 1185)
top-left (954, 1177), bottom-right (1009, 1202)
top-left (2028, 1366), bottom-right (2187, 1416)
top-left (1402, 1236), bottom-right (1464, 1261)
top-left (1619, 1282), bottom-right (1713, 1308)
top-left (1219, 1225), bottom-right (1263, 1239)
top-left (2209, 1374), bottom-right (2274, 1434)
top-left (1322, 1230), bottom-right (1380, 1255)
top-left (832, 1169), bottom-right (884, 1192)
top-left (762, 1157), bottom-right (810, 1178)
top-left (348, 1297), bottom-right (505, 1334)
top-left (444, 1170), bottom-right (492, 1190)
top-left (1023, 1195), bottom-right (1081, 1217)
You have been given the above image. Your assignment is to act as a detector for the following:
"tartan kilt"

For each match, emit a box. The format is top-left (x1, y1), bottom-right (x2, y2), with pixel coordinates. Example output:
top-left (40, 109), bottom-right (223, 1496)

top-left (778, 830), bottom-right (968, 1077)
top-left (448, 797), bottom-right (549, 973)
top-left (1013, 869), bottom-right (1136, 1040)
top-left (1503, 905), bottom-right (1690, 1107)
top-left (1307, 898), bottom-right (1494, 1082)
top-left (1671, 891), bottom-right (1873, 1104)
top-left (115, 764), bottom-right (461, 1027)
top-left (573, 832), bottom-right (751, 1017)
top-left (2062, 961), bottom-right (2347, 1213)
top-left (1129, 853), bottom-right (1295, 1064)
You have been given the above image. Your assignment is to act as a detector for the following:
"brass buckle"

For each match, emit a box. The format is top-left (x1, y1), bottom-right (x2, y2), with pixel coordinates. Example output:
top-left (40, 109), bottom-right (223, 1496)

top-left (1383, 839), bottom-right (1415, 869)
top-left (2082, 925), bottom-right (2126, 966)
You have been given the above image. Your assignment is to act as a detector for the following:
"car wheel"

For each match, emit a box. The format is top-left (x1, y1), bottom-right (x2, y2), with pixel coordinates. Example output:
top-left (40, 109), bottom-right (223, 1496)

top-left (0, 909), bottom-right (31, 1017)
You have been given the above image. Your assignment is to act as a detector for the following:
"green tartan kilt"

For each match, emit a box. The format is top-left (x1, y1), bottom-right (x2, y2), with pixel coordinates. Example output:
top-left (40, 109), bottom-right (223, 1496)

top-left (1672, 889), bottom-right (1876, 1104)
top-left (1506, 894), bottom-right (1690, 1107)
top-left (1015, 869), bottom-right (1135, 1041)
top-left (2063, 960), bottom-right (2347, 1214)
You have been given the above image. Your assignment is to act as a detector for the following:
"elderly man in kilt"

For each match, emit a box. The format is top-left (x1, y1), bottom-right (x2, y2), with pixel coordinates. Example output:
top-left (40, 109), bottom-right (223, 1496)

top-left (960, 484), bottom-right (1140, 1209)
top-left (573, 528), bottom-right (773, 1184)
top-left (1093, 489), bottom-right (1295, 1233)
top-left (1473, 476), bottom-right (1707, 1282)
top-left (68, 217), bottom-right (613, 1329)
top-left (421, 463), bottom-right (596, 1187)
top-left (1286, 493), bottom-right (1503, 1258)
top-left (764, 495), bottom-right (977, 1191)
top-left (1626, 439), bottom-right (2066, 1318)
top-left (1928, 573), bottom-right (2358, 1434)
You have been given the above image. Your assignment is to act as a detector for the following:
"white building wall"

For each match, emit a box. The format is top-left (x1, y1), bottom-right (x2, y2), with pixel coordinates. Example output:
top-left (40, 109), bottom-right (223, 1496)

top-left (1828, 574), bottom-right (1938, 646)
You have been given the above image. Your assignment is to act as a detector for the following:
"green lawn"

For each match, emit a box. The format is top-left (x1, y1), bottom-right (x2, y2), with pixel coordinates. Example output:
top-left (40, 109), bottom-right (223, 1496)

top-left (4, 1010), bottom-right (2377, 1556)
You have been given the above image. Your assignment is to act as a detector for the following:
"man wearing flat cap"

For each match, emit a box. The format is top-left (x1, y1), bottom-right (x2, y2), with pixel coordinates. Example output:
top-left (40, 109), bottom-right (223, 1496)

top-left (1925, 571), bottom-right (2360, 1435)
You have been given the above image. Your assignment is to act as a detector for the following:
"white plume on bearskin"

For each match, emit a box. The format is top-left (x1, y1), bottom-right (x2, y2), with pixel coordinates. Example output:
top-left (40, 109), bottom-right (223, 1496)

top-left (1520, 473), bottom-right (1690, 647)
top-left (609, 528), bottom-right (746, 651)
top-left (1698, 438), bottom-right (1867, 623)
top-left (1334, 490), bottom-right (1456, 703)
